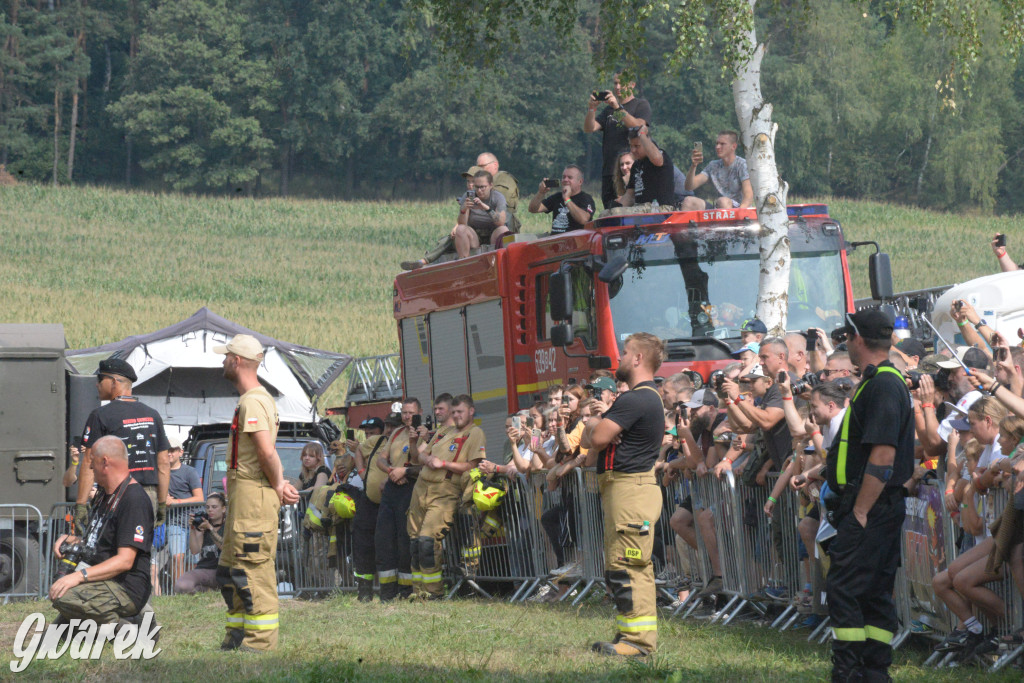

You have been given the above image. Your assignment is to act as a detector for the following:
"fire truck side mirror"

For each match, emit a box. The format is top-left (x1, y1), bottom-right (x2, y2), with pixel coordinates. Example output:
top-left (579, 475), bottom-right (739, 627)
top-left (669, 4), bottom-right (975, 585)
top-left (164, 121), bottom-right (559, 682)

top-left (551, 323), bottom-right (573, 347)
top-left (868, 252), bottom-right (893, 301)
top-left (597, 255), bottom-right (628, 283)
top-left (587, 355), bottom-right (612, 370)
top-left (549, 271), bottom-right (574, 321)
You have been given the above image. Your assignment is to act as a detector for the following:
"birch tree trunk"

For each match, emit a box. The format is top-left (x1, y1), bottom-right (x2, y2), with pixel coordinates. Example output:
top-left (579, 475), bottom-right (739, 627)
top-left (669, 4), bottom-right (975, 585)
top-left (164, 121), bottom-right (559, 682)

top-left (733, 0), bottom-right (790, 335)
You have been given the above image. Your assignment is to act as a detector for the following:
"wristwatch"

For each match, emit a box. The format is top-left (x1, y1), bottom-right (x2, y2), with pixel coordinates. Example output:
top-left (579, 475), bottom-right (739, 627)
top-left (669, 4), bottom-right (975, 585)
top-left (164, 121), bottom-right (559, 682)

top-left (974, 319), bottom-right (987, 330)
top-left (78, 567), bottom-right (88, 582)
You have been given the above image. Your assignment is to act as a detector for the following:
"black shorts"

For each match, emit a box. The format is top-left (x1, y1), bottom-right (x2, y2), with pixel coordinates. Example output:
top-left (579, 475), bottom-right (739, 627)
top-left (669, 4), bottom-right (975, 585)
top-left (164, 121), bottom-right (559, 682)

top-left (679, 494), bottom-right (693, 514)
top-left (805, 505), bottom-right (820, 521)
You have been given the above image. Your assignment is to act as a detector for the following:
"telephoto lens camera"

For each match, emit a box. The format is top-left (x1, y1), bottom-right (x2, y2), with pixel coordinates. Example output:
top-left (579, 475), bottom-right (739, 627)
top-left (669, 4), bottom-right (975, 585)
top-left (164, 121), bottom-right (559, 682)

top-left (55, 540), bottom-right (94, 578)
top-left (192, 510), bottom-right (209, 529)
top-left (791, 372), bottom-right (821, 395)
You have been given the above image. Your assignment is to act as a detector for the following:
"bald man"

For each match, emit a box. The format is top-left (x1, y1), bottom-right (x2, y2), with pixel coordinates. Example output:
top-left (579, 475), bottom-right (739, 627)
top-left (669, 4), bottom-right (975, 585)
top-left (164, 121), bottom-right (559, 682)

top-left (50, 435), bottom-right (155, 627)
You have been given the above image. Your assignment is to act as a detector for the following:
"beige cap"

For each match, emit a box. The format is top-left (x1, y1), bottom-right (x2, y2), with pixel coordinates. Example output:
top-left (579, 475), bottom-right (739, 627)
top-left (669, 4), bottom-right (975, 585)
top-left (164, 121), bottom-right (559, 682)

top-left (213, 334), bottom-right (265, 361)
top-left (167, 435), bottom-right (183, 451)
top-left (461, 165), bottom-right (483, 179)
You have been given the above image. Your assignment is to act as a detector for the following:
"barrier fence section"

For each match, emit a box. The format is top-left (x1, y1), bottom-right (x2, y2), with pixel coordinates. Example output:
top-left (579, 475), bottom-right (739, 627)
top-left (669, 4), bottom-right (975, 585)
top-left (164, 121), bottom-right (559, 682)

top-left (0, 505), bottom-right (45, 604)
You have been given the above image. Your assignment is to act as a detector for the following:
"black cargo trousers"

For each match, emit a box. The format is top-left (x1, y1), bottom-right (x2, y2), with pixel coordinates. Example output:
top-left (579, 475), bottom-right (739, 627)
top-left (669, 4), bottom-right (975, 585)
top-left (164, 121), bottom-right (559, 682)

top-left (826, 487), bottom-right (905, 682)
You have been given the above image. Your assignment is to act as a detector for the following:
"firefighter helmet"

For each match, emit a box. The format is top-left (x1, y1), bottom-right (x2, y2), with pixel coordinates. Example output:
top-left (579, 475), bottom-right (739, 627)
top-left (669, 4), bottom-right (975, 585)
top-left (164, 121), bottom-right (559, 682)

top-left (331, 491), bottom-right (356, 519)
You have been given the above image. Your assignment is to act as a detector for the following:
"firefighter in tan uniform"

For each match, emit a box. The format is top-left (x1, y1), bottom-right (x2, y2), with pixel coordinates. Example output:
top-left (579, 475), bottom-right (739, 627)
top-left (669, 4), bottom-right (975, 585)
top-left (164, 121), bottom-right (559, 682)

top-left (214, 335), bottom-right (299, 652)
top-left (406, 394), bottom-right (485, 599)
top-left (581, 332), bottom-right (666, 657)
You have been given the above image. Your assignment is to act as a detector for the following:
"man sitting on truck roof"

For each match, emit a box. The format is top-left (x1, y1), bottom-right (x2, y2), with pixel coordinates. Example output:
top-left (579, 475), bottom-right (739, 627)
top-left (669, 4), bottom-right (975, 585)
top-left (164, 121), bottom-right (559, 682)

top-left (527, 165), bottom-right (596, 234)
top-left (616, 125), bottom-right (676, 209)
top-left (684, 130), bottom-right (754, 209)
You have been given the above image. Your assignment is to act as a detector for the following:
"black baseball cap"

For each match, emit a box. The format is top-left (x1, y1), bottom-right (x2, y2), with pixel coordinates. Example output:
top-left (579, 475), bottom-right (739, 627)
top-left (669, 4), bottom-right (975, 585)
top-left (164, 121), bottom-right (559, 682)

top-left (844, 309), bottom-right (894, 341)
top-left (896, 338), bottom-right (927, 359)
top-left (360, 417), bottom-right (385, 431)
top-left (96, 357), bottom-right (137, 383)
top-left (741, 318), bottom-right (768, 334)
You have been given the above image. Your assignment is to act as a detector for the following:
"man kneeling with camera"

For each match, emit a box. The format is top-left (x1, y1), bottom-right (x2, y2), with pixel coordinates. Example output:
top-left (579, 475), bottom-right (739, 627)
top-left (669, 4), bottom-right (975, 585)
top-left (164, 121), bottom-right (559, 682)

top-left (50, 435), bottom-right (154, 629)
top-left (173, 492), bottom-right (226, 594)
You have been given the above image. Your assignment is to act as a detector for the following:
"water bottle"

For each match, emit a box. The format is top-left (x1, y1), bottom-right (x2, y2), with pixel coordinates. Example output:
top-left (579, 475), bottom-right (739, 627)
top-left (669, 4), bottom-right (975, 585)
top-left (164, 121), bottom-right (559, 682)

top-left (894, 316), bottom-right (910, 340)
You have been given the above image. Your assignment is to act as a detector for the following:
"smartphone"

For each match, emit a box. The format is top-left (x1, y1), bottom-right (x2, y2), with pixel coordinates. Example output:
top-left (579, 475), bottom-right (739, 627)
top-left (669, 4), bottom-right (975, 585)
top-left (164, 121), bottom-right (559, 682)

top-left (995, 233), bottom-right (1007, 247)
top-left (544, 178), bottom-right (559, 189)
top-left (526, 416), bottom-right (534, 428)
top-left (562, 395), bottom-right (570, 405)
top-left (512, 415), bottom-right (521, 430)
top-left (995, 347), bottom-right (1008, 362)
top-left (693, 141), bottom-right (702, 154)
top-left (72, 436), bottom-right (83, 448)
top-left (777, 371), bottom-right (787, 384)
top-left (345, 429), bottom-right (355, 441)
top-left (411, 414), bottom-right (422, 429)
top-left (466, 189), bottom-right (476, 198)
top-left (679, 405), bottom-right (689, 421)
top-left (805, 329), bottom-right (817, 352)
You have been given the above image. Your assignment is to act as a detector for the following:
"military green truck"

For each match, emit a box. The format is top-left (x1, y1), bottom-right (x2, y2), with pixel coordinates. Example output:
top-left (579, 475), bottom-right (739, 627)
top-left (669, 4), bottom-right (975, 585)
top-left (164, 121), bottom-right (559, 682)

top-left (0, 324), bottom-right (98, 597)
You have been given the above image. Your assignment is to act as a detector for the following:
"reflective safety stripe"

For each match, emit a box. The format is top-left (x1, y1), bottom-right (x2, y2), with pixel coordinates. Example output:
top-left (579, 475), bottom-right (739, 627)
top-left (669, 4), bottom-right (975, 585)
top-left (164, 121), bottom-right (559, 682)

top-left (379, 569), bottom-right (397, 578)
top-left (864, 625), bottom-right (893, 644)
top-left (422, 571), bottom-right (442, 582)
top-left (244, 613), bottom-right (280, 631)
top-left (483, 515), bottom-right (501, 529)
top-left (329, 535), bottom-right (337, 543)
top-left (305, 505), bottom-right (323, 528)
top-left (398, 573), bottom-right (413, 586)
top-left (832, 627), bottom-right (866, 642)
top-left (411, 572), bottom-right (422, 582)
top-left (226, 612), bottom-right (244, 627)
top-left (354, 572), bottom-right (375, 581)
top-left (461, 546), bottom-right (481, 558)
top-left (379, 575), bottom-right (398, 584)
top-left (836, 366), bottom-right (904, 486)
top-left (615, 615), bottom-right (657, 632)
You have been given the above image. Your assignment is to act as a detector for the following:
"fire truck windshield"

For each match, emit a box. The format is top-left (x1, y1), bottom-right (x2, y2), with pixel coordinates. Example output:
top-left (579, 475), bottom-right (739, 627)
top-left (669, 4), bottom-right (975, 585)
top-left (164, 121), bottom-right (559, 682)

top-left (605, 226), bottom-right (846, 345)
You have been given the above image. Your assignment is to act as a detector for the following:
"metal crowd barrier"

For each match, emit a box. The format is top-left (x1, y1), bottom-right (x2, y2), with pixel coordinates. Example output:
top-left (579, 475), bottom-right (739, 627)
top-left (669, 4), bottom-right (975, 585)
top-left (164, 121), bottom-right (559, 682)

top-left (528, 467), bottom-right (596, 604)
top-left (0, 504), bottom-right (46, 603)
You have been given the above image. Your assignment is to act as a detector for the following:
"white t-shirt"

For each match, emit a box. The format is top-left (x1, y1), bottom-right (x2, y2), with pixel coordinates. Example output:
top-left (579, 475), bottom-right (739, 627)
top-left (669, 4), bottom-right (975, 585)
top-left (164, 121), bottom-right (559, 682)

top-left (822, 409), bottom-right (846, 451)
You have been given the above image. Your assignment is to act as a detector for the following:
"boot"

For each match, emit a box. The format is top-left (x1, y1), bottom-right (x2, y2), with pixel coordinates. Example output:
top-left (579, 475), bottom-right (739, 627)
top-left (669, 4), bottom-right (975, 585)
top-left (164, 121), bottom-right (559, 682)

top-left (356, 577), bottom-right (374, 603)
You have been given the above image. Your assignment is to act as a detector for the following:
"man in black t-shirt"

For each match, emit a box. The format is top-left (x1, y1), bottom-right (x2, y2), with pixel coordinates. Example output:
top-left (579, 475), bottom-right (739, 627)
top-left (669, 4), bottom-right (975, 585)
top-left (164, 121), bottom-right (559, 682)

top-left (527, 165), bottom-right (595, 234)
top-left (619, 126), bottom-right (675, 208)
top-left (50, 436), bottom-right (154, 625)
top-left (76, 357), bottom-right (170, 535)
top-left (581, 332), bottom-right (666, 657)
top-left (824, 310), bottom-right (913, 682)
top-left (584, 74), bottom-right (652, 209)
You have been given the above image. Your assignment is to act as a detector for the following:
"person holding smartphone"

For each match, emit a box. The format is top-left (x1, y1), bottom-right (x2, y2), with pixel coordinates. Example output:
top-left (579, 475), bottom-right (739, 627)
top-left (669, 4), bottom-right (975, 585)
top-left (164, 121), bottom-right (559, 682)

top-left (583, 73), bottom-right (652, 209)
top-left (990, 232), bottom-right (1020, 272)
top-left (527, 165), bottom-right (595, 234)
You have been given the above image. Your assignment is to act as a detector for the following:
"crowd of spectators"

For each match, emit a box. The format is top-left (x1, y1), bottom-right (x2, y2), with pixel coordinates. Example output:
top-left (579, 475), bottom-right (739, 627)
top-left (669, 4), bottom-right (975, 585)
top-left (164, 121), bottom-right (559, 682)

top-left (401, 73), bottom-right (751, 270)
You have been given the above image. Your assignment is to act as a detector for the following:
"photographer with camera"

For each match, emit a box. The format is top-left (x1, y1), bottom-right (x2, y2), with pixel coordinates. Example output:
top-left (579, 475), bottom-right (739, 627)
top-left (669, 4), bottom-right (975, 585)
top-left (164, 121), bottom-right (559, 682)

top-left (50, 436), bottom-right (154, 628)
top-left (527, 165), bottom-right (595, 234)
top-left (584, 74), bottom-right (652, 209)
top-left (157, 436), bottom-right (203, 595)
top-left (823, 310), bottom-right (914, 682)
top-left (173, 492), bottom-right (226, 594)
top-left (990, 232), bottom-right (1019, 272)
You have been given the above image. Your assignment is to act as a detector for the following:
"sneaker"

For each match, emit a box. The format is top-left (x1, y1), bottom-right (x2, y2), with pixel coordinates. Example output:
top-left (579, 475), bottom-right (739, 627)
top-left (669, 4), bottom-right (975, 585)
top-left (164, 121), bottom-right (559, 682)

top-left (549, 561), bottom-right (582, 580)
top-left (401, 259), bottom-right (425, 271)
top-left (910, 619), bottom-right (933, 634)
top-left (527, 585), bottom-right (557, 603)
top-left (934, 628), bottom-right (969, 653)
top-left (791, 614), bottom-right (823, 630)
top-left (666, 598), bottom-right (688, 611)
top-left (697, 576), bottom-right (723, 598)
top-left (763, 585), bottom-right (789, 601)
top-left (966, 634), bottom-right (998, 660)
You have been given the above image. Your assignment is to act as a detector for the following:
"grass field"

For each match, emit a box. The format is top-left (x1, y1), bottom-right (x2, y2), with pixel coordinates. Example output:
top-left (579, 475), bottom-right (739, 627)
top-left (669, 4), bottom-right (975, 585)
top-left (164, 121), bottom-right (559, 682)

top-left (0, 592), bottom-right (1019, 681)
top-left (0, 183), bottom-right (1016, 407)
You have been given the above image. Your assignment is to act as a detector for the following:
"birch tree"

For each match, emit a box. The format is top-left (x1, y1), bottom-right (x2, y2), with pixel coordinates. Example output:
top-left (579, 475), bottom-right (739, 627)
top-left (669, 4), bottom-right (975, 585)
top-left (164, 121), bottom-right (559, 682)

top-left (413, 0), bottom-right (1024, 333)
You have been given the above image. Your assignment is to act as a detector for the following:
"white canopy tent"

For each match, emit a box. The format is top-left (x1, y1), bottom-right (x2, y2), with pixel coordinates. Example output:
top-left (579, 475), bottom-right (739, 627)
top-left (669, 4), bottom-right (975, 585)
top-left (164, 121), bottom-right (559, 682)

top-left (66, 308), bottom-right (351, 426)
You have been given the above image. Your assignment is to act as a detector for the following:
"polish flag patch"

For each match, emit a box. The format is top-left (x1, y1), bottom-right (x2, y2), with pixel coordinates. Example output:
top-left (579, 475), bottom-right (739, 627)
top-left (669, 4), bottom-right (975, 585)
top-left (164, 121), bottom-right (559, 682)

top-left (246, 417), bottom-right (259, 425)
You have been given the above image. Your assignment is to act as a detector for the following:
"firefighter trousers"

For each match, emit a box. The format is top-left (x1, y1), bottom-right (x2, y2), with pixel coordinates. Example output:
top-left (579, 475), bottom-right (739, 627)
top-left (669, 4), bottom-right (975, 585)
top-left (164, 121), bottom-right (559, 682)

top-left (352, 493), bottom-right (379, 585)
top-left (217, 476), bottom-right (280, 651)
top-left (375, 481), bottom-right (414, 600)
top-left (406, 478), bottom-right (460, 597)
top-left (826, 489), bottom-right (905, 682)
top-left (598, 469), bottom-right (662, 653)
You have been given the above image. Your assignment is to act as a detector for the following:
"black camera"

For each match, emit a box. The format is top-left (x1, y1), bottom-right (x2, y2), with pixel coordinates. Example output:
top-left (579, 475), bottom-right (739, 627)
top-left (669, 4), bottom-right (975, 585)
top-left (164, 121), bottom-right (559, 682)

top-left (593, 90), bottom-right (611, 101)
top-left (192, 511), bottom-right (209, 529)
top-left (411, 414), bottom-right (422, 429)
top-left (424, 415), bottom-right (434, 431)
top-left (55, 540), bottom-right (94, 578)
top-left (714, 374), bottom-right (725, 393)
top-left (791, 372), bottom-right (821, 395)
top-left (674, 402), bottom-right (689, 421)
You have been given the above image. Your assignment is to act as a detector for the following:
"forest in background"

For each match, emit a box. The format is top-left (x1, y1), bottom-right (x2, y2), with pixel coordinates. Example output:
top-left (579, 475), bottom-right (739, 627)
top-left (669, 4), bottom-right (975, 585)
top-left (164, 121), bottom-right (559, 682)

top-left (2, 0), bottom-right (1022, 212)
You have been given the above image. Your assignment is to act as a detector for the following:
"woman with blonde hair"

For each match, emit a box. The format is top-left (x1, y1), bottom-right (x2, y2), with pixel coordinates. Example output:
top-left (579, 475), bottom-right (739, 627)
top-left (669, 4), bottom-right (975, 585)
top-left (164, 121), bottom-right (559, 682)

top-left (298, 442), bottom-right (331, 491)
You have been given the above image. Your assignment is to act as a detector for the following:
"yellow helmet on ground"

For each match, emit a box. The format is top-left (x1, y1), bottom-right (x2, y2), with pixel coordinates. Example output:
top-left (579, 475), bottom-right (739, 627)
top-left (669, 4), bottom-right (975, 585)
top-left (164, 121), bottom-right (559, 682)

top-left (473, 478), bottom-right (506, 511)
top-left (331, 491), bottom-right (356, 519)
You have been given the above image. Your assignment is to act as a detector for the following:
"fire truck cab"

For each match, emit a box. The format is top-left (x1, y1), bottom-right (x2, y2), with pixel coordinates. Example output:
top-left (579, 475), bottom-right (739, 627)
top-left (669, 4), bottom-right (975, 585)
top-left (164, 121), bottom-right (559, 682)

top-left (393, 204), bottom-right (888, 452)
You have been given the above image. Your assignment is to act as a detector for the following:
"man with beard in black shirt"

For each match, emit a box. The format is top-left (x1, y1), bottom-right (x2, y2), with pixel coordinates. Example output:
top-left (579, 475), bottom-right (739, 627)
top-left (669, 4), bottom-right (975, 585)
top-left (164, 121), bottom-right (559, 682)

top-left (584, 74), bottom-right (652, 209)
top-left (618, 125), bottom-right (675, 208)
top-left (581, 332), bottom-right (666, 657)
top-left (50, 436), bottom-right (155, 629)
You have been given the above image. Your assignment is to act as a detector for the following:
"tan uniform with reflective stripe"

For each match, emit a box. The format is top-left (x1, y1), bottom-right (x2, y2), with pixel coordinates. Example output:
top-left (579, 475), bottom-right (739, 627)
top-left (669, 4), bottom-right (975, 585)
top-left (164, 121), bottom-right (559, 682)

top-left (219, 386), bottom-right (281, 651)
top-left (406, 424), bottom-right (485, 596)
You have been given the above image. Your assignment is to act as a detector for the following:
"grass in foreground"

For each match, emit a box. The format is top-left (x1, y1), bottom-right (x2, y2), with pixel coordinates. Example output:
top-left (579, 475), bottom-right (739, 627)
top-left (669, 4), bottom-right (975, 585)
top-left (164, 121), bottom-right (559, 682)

top-left (0, 592), bottom-right (1018, 682)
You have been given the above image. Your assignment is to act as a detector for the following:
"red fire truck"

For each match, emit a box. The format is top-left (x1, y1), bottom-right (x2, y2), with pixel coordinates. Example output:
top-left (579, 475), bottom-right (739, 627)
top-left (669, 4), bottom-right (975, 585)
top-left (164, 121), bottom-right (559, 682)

top-left (392, 205), bottom-right (891, 447)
